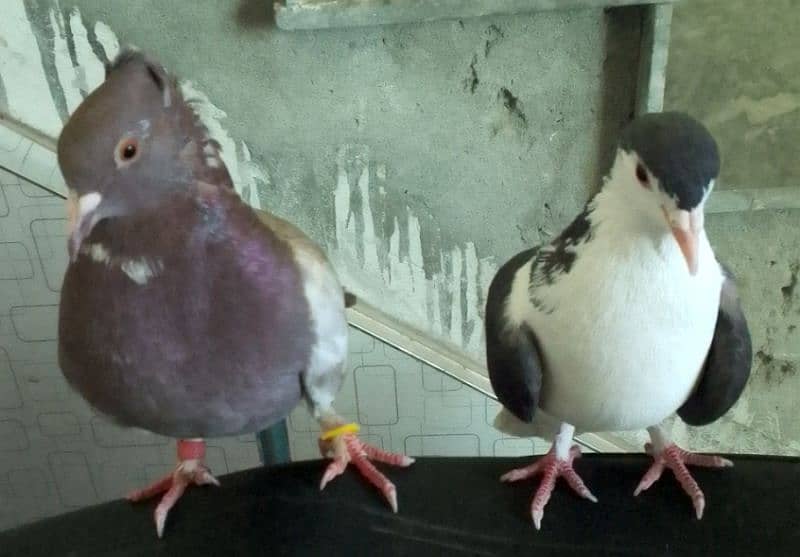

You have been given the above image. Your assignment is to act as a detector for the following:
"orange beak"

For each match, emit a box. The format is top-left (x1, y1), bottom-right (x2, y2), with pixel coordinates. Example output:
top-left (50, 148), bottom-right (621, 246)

top-left (664, 207), bottom-right (703, 276)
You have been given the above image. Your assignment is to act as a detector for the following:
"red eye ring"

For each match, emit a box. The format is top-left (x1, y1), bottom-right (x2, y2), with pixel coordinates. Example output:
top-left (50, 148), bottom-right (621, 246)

top-left (635, 163), bottom-right (649, 186)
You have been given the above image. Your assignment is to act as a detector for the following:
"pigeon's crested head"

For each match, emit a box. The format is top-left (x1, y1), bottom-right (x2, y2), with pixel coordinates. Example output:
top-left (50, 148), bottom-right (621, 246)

top-left (57, 48), bottom-right (229, 261)
top-left (608, 112), bottom-right (720, 276)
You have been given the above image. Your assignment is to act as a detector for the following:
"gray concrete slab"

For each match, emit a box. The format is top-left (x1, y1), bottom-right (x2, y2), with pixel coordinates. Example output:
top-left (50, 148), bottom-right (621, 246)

top-left (276, 0), bottom-right (676, 30)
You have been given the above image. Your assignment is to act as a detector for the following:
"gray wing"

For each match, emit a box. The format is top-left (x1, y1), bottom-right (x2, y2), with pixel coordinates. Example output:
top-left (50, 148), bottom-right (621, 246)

top-left (678, 267), bottom-right (752, 426)
top-left (485, 248), bottom-right (544, 423)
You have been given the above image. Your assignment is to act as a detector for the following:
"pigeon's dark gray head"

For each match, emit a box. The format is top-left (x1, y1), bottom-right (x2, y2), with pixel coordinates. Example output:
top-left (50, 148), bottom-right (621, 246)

top-left (609, 112), bottom-right (721, 276)
top-left (619, 111), bottom-right (720, 211)
top-left (57, 48), bottom-right (228, 260)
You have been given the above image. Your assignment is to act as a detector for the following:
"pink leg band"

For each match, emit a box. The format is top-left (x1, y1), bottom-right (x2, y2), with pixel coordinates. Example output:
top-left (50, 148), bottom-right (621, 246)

top-left (177, 439), bottom-right (206, 461)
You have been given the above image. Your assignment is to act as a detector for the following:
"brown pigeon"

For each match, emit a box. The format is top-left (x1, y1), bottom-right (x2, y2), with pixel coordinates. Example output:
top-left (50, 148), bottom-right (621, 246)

top-left (57, 49), bottom-right (413, 538)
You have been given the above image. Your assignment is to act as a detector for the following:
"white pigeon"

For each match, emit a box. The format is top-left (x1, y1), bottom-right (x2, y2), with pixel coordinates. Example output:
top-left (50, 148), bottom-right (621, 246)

top-left (484, 111), bottom-right (752, 529)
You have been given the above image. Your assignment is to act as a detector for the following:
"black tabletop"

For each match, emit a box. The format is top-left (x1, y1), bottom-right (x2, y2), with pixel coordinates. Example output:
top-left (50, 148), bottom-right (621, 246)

top-left (1, 454), bottom-right (798, 556)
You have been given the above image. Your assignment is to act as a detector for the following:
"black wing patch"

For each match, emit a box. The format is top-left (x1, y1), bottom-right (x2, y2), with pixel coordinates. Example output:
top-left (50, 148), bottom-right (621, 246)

top-left (485, 248), bottom-right (544, 423)
top-left (678, 268), bottom-right (752, 426)
top-left (533, 205), bottom-right (593, 286)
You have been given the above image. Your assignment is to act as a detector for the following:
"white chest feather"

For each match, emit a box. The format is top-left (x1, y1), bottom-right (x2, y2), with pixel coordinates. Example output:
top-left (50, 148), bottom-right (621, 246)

top-left (82, 243), bottom-right (164, 285)
top-left (507, 208), bottom-right (723, 433)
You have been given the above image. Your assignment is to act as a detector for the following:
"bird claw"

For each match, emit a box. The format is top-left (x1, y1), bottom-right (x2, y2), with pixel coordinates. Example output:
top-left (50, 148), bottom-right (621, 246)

top-left (127, 460), bottom-right (220, 538)
top-left (501, 445), bottom-right (596, 530)
top-left (319, 433), bottom-right (413, 513)
top-left (635, 443), bottom-right (731, 520)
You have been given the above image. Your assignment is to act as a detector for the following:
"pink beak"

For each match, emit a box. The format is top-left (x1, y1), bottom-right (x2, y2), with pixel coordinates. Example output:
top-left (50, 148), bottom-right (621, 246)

top-left (665, 207), bottom-right (703, 276)
top-left (671, 226), bottom-right (699, 276)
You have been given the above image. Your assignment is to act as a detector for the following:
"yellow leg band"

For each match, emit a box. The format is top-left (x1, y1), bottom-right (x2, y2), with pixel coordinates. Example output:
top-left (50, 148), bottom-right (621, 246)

top-left (319, 422), bottom-right (360, 441)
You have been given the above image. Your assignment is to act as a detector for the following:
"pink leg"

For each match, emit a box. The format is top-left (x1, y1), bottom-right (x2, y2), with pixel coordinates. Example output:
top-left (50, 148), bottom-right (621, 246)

top-left (501, 444), bottom-right (597, 529)
top-left (635, 431), bottom-right (733, 520)
top-left (318, 425), bottom-right (414, 513)
top-left (127, 439), bottom-right (220, 538)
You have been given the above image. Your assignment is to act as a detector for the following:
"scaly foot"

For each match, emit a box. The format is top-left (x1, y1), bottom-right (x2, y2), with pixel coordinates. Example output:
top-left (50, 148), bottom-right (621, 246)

top-left (127, 439), bottom-right (220, 538)
top-left (318, 423), bottom-right (414, 512)
top-left (501, 445), bottom-right (597, 529)
top-left (634, 441), bottom-right (732, 519)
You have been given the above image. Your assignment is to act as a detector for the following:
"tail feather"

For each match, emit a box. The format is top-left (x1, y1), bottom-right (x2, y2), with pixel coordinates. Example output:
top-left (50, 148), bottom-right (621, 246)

top-left (493, 406), bottom-right (560, 440)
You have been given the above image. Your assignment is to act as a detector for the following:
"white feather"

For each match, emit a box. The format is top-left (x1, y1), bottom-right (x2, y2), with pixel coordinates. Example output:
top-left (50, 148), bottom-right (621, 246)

top-left (120, 258), bottom-right (163, 285)
top-left (292, 249), bottom-right (349, 416)
top-left (79, 243), bottom-right (163, 285)
top-left (87, 243), bottom-right (111, 264)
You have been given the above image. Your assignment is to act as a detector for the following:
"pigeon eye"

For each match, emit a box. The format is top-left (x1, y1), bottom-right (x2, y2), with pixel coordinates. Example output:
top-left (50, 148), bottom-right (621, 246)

top-left (115, 137), bottom-right (140, 167)
top-left (122, 143), bottom-right (137, 159)
top-left (635, 163), bottom-right (649, 187)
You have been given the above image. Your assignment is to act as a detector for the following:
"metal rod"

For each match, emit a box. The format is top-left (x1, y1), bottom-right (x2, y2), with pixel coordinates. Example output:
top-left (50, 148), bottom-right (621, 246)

top-left (256, 420), bottom-right (293, 465)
